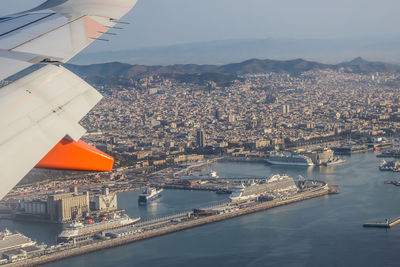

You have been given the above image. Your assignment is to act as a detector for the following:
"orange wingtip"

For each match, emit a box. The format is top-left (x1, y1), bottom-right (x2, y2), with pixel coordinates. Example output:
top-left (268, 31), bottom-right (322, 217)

top-left (36, 138), bottom-right (114, 172)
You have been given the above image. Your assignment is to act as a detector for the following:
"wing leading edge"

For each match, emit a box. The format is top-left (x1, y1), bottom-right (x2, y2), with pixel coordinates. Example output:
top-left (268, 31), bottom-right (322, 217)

top-left (0, 0), bottom-right (138, 81)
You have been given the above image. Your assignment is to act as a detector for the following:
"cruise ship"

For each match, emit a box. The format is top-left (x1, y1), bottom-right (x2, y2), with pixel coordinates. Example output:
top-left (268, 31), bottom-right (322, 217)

top-left (229, 174), bottom-right (298, 201)
top-left (57, 214), bottom-right (140, 243)
top-left (267, 152), bottom-right (314, 166)
top-left (138, 187), bottom-right (163, 204)
top-left (0, 229), bottom-right (36, 253)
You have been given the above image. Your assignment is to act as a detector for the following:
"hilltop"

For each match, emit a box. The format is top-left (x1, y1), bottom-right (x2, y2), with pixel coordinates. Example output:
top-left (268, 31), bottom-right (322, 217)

top-left (66, 57), bottom-right (400, 80)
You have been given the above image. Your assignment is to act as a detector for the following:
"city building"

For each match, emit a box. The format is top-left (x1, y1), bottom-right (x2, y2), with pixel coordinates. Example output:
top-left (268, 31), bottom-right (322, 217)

top-left (47, 187), bottom-right (90, 223)
top-left (196, 130), bottom-right (206, 148)
top-left (89, 188), bottom-right (117, 213)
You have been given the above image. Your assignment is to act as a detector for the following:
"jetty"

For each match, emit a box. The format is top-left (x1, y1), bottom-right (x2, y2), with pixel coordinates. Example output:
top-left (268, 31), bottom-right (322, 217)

top-left (363, 217), bottom-right (400, 228)
top-left (5, 186), bottom-right (336, 267)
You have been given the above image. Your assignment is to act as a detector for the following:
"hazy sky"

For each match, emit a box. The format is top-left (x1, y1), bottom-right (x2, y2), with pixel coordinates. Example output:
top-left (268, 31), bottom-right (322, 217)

top-left (3, 0), bottom-right (400, 52)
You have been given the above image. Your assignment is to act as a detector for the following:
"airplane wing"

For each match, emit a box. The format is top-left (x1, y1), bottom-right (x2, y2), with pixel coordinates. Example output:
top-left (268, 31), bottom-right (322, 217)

top-left (0, 0), bottom-right (138, 199)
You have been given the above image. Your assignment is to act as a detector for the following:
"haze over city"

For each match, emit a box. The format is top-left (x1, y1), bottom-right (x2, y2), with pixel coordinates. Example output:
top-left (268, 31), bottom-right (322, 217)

top-left (3, 0), bottom-right (400, 64)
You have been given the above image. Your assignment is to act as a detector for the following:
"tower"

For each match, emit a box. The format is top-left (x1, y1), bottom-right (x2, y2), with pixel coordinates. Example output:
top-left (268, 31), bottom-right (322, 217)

top-left (196, 130), bottom-right (205, 148)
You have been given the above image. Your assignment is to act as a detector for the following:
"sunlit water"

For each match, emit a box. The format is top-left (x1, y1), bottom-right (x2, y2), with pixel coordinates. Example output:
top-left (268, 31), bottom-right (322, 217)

top-left (2, 152), bottom-right (400, 266)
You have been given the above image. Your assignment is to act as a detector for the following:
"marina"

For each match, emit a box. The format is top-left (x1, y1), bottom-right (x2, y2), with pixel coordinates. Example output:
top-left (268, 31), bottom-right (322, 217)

top-left (379, 160), bottom-right (400, 172)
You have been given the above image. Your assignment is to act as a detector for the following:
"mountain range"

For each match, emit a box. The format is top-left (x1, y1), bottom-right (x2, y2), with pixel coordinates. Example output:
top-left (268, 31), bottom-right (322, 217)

top-left (70, 38), bottom-right (400, 66)
top-left (66, 57), bottom-right (400, 79)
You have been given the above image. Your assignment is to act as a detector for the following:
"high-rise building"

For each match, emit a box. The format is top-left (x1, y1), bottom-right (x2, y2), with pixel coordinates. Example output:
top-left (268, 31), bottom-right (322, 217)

top-left (214, 109), bottom-right (221, 120)
top-left (282, 104), bottom-right (290, 114)
top-left (196, 130), bottom-right (205, 148)
top-left (228, 112), bottom-right (235, 123)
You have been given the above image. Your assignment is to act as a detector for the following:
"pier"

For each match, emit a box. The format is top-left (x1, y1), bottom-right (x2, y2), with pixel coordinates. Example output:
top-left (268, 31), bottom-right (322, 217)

top-left (363, 217), bottom-right (400, 228)
top-left (5, 187), bottom-right (334, 267)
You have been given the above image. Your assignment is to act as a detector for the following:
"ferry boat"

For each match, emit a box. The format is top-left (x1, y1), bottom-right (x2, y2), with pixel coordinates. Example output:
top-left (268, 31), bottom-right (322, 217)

top-left (138, 187), bottom-right (163, 204)
top-left (267, 152), bottom-right (314, 166)
top-left (229, 174), bottom-right (298, 202)
top-left (323, 158), bottom-right (347, 166)
top-left (57, 214), bottom-right (140, 243)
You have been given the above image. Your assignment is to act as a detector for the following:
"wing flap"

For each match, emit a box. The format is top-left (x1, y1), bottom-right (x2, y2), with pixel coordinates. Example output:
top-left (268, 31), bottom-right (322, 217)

top-left (0, 64), bottom-right (101, 199)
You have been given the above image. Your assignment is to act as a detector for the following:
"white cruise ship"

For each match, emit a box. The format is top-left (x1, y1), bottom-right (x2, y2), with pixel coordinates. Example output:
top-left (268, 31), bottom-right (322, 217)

top-left (229, 174), bottom-right (298, 201)
top-left (267, 151), bottom-right (314, 166)
top-left (57, 214), bottom-right (140, 243)
top-left (0, 229), bottom-right (36, 253)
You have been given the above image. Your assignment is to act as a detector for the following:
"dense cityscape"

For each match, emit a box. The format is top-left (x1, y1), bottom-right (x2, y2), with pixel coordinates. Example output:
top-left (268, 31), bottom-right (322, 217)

top-left (2, 64), bottom-right (400, 266)
top-left (78, 69), bottom-right (400, 170)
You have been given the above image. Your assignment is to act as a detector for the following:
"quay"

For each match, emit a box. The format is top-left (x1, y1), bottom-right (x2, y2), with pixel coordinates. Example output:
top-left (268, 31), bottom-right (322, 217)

top-left (162, 184), bottom-right (223, 192)
top-left (173, 158), bottom-right (222, 177)
top-left (363, 217), bottom-right (400, 228)
top-left (5, 187), bottom-right (335, 267)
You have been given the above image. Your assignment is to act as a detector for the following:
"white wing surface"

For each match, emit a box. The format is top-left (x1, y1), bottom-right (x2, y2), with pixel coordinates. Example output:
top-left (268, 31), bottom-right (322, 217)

top-left (0, 65), bottom-right (101, 198)
top-left (0, 0), bottom-right (138, 199)
top-left (0, 0), bottom-right (138, 81)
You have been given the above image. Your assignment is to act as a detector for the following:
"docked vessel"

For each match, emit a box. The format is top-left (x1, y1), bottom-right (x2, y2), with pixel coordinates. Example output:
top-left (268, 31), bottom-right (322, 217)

top-left (229, 174), bottom-right (298, 202)
top-left (377, 149), bottom-right (400, 158)
top-left (332, 145), bottom-right (372, 155)
top-left (379, 160), bottom-right (400, 172)
top-left (0, 229), bottom-right (36, 253)
top-left (57, 214), bottom-right (140, 243)
top-left (138, 187), bottom-right (163, 204)
top-left (323, 158), bottom-right (347, 166)
top-left (267, 152), bottom-right (314, 166)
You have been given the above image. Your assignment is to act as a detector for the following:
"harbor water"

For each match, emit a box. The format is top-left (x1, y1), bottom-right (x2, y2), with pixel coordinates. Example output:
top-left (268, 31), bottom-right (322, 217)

top-left (3, 152), bottom-right (400, 266)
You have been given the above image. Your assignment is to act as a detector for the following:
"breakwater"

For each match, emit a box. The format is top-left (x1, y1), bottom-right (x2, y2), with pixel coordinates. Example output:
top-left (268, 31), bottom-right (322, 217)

top-left (363, 217), bottom-right (400, 228)
top-left (6, 188), bottom-right (331, 267)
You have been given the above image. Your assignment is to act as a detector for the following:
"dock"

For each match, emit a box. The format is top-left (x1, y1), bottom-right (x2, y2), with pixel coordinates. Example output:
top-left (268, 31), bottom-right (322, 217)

top-left (5, 187), bottom-right (334, 267)
top-left (363, 217), bottom-right (400, 228)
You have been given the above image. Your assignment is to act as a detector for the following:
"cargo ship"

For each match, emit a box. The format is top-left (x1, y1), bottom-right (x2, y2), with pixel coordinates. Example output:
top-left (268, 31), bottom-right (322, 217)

top-left (57, 214), bottom-right (140, 243)
top-left (266, 152), bottom-right (314, 166)
top-left (229, 174), bottom-right (298, 202)
top-left (138, 187), bottom-right (163, 204)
